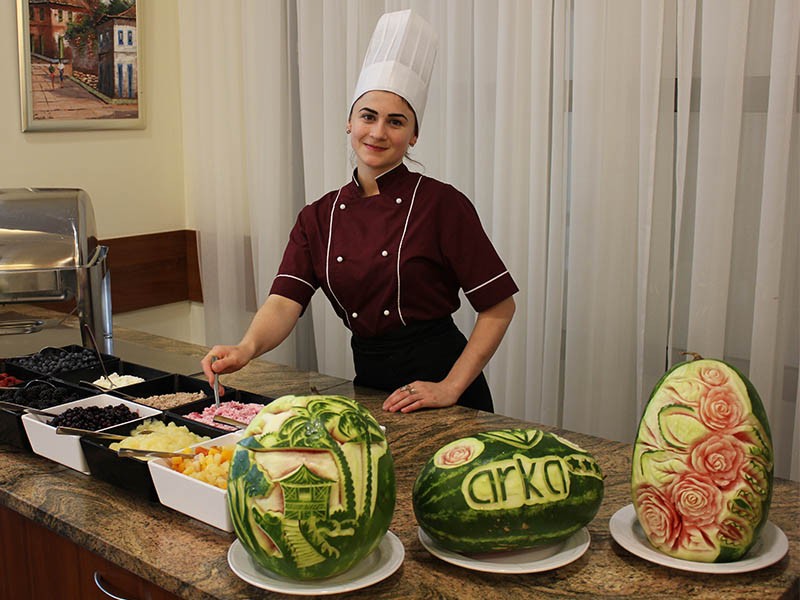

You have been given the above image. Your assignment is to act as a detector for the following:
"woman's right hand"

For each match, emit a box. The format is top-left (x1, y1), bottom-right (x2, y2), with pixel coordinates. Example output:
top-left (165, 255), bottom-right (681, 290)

top-left (199, 294), bottom-right (304, 389)
top-left (200, 344), bottom-right (253, 387)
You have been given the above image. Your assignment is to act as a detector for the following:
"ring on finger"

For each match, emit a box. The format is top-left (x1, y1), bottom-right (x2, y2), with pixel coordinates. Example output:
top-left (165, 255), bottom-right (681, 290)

top-left (409, 386), bottom-right (417, 395)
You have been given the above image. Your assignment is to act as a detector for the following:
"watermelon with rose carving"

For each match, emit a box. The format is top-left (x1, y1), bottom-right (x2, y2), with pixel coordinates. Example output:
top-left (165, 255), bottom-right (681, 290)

top-left (631, 356), bottom-right (773, 562)
top-left (227, 395), bottom-right (395, 580)
top-left (413, 429), bottom-right (604, 553)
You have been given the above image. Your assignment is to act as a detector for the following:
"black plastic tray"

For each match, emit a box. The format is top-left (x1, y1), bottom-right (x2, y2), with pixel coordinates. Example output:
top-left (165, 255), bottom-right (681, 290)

top-left (54, 359), bottom-right (170, 391)
top-left (0, 375), bottom-right (95, 451)
top-left (80, 413), bottom-right (224, 502)
top-left (106, 374), bottom-right (213, 409)
top-left (0, 360), bottom-right (29, 389)
top-left (4, 344), bottom-right (117, 381)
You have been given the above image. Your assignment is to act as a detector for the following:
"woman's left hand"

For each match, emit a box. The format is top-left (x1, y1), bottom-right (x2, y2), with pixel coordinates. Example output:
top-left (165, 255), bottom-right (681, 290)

top-left (382, 381), bottom-right (459, 413)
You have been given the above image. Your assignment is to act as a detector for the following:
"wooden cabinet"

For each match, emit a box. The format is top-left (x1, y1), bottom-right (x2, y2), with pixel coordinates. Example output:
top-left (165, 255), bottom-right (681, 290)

top-left (0, 504), bottom-right (181, 600)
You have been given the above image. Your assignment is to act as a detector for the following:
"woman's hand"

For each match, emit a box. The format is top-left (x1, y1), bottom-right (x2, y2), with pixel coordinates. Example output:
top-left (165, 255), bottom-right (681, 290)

top-left (199, 294), bottom-right (303, 389)
top-left (382, 297), bottom-right (516, 414)
top-left (200, 344), bottom-right (254, 389)
top-left (382, 381), bottom-right (459, 413)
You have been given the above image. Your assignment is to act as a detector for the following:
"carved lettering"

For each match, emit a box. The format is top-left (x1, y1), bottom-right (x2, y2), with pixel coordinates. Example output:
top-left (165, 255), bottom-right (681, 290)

top-left (466, 469), bottom-right (498, 505)
top-left (495, 463), bottom-right (517, 502)
top-left (544, 458), bottom-right (568, 495)
top-left (516, 456), bottom-right (544, 500)
top-left (462, 455), bottom-right (572, 511)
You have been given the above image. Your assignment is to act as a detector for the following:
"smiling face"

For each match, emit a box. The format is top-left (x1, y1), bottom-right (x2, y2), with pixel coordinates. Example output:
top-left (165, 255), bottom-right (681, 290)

top-left (348, 90), bottom-right (418, 183)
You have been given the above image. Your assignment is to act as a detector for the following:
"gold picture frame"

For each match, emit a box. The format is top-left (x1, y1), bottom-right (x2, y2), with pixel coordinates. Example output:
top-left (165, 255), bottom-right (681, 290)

top-left (17, 0), bottom-right (145, 132)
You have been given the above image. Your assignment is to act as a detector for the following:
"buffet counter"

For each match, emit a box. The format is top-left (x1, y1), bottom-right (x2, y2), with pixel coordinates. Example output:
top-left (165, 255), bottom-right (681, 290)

top-left (0, 312), bottom-right (797, 599)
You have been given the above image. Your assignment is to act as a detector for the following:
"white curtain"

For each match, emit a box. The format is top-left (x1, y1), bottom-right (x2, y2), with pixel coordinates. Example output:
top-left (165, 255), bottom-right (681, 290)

top-left (177, 0), bottom-right (313, 370)
top-left (179, 0), bottom-right (799, 480)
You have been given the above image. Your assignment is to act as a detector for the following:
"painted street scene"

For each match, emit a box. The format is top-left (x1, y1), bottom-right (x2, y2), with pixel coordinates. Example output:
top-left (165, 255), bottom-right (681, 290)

top-left (27, 0), bottom-right (138, 121)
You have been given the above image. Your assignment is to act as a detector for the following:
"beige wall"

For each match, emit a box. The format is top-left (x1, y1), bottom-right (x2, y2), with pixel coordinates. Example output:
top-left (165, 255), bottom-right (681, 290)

top-left (113, 301), bottom-right (206, 345)
top-left (0, 1), bottom-right (185, 239)
top-left (0, 1), bottom-right (203, 345)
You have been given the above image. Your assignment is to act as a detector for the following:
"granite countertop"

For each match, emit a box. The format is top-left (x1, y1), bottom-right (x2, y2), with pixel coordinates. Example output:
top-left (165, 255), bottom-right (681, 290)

top-left (0, 313), bottom-right (798, 599)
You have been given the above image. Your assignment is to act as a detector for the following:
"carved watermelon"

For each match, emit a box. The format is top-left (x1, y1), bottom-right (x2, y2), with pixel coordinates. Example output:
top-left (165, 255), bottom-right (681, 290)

top-left (227, 395), bottom-right (395, 579)
top-left (413, 429), bottom-right (604, 553)
top-left (631, 355), bottom-right (773, 562)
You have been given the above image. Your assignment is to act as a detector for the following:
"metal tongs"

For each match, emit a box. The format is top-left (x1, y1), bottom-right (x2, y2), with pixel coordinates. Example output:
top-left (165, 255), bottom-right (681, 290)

top-left (55, 426), bottom-right (154, 440)
top-left (211, 356), bottom-right (221, 408)
top-left (213, 415), bottom-right (247, 429)
top-left (117, 448), bottom-right (195, 459)
top-left (55, 426), bottom-right (129, 441)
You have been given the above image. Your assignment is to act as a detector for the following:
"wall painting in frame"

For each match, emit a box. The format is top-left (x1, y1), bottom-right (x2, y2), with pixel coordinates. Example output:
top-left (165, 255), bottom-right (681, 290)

top-left (17, 0), bottom-right (144, 132)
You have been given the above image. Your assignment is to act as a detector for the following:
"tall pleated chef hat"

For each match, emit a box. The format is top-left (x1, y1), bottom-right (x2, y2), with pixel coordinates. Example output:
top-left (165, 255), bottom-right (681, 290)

top-left (350, 9), bottom-right (438, 128)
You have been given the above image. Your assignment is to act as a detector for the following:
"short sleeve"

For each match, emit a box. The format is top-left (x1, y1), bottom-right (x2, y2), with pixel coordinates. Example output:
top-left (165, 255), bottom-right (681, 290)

top-left (439, 187), bottom-right (518, 312)
top-left (269, 210), bottom-right (319, 311)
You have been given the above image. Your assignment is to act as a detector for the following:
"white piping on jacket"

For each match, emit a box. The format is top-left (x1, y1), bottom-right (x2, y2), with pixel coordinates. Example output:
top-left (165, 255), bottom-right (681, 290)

top-left (325, 188), bottom-right (351, 329)
top-left (396, 176), bottom-right (424, 326)
top-left (274, 273), bottom-right (315, 291)
top-left (465, 270), bottom-right (509, 295)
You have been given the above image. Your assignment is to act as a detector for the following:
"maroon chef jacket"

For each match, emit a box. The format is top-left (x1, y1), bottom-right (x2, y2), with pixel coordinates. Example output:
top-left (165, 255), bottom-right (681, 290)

top-left (270, 163), bottom-right (518, 339)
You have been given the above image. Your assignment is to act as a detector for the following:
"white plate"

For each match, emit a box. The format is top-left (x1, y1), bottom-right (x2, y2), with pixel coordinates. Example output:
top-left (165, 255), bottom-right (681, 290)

top-left (417, 527), bottom-right (590, 573)
top-left (609, 504), bottom-right (789, 574)
top-left (227, 531), bottom-right (404, 595)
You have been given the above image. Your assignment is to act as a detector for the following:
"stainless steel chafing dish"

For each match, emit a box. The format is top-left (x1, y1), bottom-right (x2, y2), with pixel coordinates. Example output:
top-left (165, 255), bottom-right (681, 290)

top-left (0, 188), bottom-right (113, 353)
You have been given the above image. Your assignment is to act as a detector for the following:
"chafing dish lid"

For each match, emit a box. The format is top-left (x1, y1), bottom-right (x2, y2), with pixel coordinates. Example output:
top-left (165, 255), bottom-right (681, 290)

top-left (0, 188), bottom-right (98, 270)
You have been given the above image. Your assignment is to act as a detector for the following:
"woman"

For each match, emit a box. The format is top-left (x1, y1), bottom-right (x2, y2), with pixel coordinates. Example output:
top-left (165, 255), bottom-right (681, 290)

top-left (202, 10), bottom-right (517, 414)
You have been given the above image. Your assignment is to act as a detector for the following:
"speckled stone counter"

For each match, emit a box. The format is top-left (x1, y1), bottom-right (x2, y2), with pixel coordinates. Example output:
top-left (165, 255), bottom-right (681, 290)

top-left (0, 316), bottom-right (797, 599)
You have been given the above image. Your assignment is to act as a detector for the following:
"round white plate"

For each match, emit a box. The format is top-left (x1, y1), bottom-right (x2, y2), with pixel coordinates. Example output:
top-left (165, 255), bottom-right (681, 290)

top-left (609, 504), bottom-right (789, 574)
top-left (227, 531), bottom-right (404, 595)
top-left (417, 527), bottom-right (590, 574)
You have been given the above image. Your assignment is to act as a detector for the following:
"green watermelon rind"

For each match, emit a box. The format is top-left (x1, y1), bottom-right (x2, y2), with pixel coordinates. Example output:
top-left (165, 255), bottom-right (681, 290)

top-left (413, 429), bottom-right (604, 554)
top-left (227, 395), bottom-right (396, 580)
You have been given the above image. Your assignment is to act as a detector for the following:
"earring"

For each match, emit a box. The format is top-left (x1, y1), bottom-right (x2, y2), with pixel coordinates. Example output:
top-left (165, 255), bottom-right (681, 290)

top-left (346, 128), bottom-right (351, 134)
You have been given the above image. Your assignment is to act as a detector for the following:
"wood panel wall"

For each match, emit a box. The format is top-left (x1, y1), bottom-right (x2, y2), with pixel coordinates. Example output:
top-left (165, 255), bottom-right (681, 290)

top-left (102, 230), bottom-right (203, 313)
top-left (32, 230), bottom-right (203, 315)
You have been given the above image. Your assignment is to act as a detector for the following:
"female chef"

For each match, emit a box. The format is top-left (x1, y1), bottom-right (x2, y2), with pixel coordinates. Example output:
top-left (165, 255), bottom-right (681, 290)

top-left (202, 10), bottom-right (517, 413)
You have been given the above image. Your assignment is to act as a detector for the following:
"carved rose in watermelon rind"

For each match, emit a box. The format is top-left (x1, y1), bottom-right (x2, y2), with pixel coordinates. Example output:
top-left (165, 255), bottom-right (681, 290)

top-left (631, 358), bottom-right (773, 562)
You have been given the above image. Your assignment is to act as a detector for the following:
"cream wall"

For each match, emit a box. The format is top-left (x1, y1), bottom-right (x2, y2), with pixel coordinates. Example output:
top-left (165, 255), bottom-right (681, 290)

top-left (113, 301), bottom-right (206, 345)
top-left (0, 1), bottom-right (185, 239)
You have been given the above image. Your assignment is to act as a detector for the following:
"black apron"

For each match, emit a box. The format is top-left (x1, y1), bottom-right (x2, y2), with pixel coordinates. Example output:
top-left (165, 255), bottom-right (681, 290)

top-left (350, 316), bottom-right (494, 412)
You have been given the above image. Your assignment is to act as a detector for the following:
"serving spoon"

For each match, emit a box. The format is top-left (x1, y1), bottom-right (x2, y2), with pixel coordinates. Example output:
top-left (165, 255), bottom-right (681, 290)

top-left (0, 379), bottom-right (59, 392)
top-left (78, 380), bottom-right (140, 402)
top-left (0, 400), bottom-right (61, 418)
top-left (83, 324), bottom-right (112, 382)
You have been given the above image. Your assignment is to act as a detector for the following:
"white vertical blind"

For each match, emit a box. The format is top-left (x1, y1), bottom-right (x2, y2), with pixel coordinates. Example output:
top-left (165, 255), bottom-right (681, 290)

top-left (748, 0), bottom-right (800, 480)
top-left (178, 0), bottom-right (299, 368)
top-left (564, 1), bottom-right (645, 441)
top-left (685, 0), bottom-right (750, 356)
